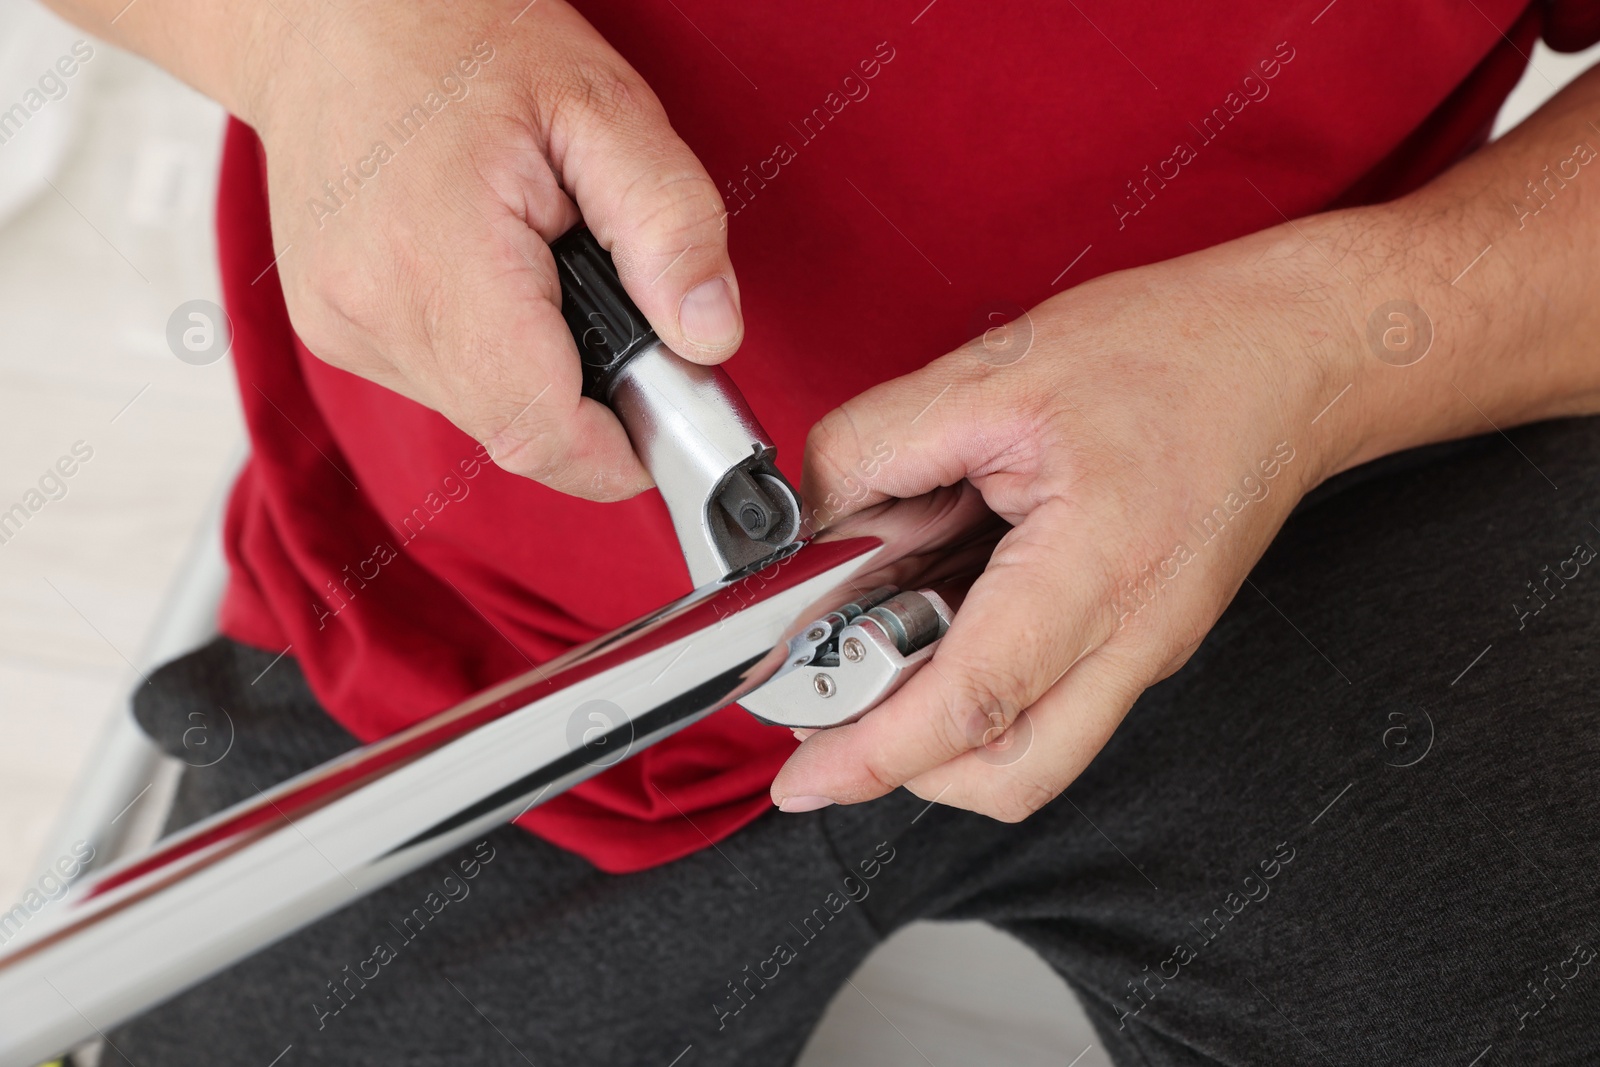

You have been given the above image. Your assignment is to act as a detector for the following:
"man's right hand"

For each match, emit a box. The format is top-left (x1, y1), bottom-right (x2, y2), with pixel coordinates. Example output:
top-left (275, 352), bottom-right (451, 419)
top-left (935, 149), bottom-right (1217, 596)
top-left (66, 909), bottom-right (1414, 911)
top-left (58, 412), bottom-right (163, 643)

top-left (232, 0), bottom-right (739, 499)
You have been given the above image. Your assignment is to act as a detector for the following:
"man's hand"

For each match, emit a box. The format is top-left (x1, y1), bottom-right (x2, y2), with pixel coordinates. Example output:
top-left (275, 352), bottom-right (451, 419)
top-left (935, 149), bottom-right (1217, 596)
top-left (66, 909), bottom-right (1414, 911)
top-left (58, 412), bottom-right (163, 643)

top-left (774, 49), bottom-right (1600, 819)
top-left (241, 0), bottom-right (739, 498)
top-left (770, 225), bottom-right (1359, 819)
top-left (43, 0), bottom-right (739, 498)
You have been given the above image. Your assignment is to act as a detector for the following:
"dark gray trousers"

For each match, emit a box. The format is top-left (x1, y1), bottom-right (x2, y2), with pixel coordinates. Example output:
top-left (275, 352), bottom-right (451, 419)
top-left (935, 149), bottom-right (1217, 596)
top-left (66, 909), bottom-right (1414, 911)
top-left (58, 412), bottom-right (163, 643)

top-left (111, 418), bottom-right (1600, 1066)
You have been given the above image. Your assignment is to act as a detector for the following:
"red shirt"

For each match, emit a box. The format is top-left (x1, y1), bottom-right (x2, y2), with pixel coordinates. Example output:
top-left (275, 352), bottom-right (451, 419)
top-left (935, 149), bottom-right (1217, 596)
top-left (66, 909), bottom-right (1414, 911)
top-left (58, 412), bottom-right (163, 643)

top-left (217, 0), bottom-right (1580, 873)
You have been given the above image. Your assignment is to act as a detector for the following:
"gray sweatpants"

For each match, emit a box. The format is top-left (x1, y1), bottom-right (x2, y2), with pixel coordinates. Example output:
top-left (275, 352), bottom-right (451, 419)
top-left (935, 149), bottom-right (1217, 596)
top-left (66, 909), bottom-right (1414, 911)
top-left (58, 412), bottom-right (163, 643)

top-left (111, 418), bottom-right (1600, 1066)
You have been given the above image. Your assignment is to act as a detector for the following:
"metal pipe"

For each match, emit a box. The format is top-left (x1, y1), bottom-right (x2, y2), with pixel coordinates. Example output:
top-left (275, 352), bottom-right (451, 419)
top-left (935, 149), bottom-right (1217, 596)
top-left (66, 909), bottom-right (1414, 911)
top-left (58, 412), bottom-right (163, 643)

top-left (0, 494), bottom-right (992, 1067)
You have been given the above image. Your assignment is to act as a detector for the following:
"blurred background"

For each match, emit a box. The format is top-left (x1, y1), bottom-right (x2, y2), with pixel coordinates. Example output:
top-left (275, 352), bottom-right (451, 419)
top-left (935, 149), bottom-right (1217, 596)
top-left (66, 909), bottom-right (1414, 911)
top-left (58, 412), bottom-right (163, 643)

top-left (0, 0), bottom-right (1594, 1061)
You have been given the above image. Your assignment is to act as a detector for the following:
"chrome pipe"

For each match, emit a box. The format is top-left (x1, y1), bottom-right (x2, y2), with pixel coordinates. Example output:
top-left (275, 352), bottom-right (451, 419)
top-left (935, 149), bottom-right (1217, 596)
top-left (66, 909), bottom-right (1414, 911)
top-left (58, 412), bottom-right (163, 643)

top-left (0, 492), bottom-right (993, 1067)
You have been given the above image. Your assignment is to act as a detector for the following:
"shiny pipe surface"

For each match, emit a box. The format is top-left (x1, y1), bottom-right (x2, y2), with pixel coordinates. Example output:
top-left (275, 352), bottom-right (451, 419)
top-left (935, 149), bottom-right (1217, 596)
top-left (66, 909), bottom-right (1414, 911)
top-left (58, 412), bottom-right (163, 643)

top-left (0, 492), bottom-right (994, 1067)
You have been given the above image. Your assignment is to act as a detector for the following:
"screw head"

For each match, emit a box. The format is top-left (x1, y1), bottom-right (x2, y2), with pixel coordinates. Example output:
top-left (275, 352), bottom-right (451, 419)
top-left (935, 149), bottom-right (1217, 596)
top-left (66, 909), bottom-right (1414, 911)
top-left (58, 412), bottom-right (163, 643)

top-left (841, 637), bottom-right (865, 662)
top-left (805, 626), bottom-right (827, 642)
top-left (813, 673), bottom-right (836, 698)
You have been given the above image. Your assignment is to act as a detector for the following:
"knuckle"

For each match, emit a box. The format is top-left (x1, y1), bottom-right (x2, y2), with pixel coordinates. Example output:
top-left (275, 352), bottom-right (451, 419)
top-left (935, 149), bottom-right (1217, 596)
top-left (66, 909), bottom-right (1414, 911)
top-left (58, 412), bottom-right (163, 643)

top-left (935, 668), bottom-right (1025, 756)
top-left (1155, 637), bottom-right (1203, 681)
top-left (480, 411), bottom-right (567, 481)
top-left (498, 437), bottom-right (564, 484)
top-left (1166, 615), bottom-right (1211, 664)
top-left (804, 406), bottom-right (865, 475)
top-left (622, 168), bottom-right (726, 247)
top-left (802, 408), bottom-right (873, 528)
top-left (282, 303), bottom-right (346, 368)
top-left (553, 59), bottom-right (658, 128)
top-left (986, 780), bottom-right (1056, 823)
top-left (306, 241), bottom-right (386, 320)
top-left (581, 466), bottom-right (646, 502)
top-left (286, 244), bottom-right (411, 374)
top-left (859, 753), bottom-right (908, 798)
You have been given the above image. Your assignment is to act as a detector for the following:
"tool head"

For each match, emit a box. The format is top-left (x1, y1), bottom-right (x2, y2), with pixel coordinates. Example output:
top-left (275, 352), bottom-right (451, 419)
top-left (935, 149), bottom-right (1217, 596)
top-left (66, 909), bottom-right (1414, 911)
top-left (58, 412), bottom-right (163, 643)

top-left (552, 227), bottom-right (802, 586)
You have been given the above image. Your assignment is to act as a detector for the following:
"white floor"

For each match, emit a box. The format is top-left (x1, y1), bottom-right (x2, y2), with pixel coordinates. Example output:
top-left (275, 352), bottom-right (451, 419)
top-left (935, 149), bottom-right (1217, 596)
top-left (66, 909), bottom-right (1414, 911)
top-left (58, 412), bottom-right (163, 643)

top-left (0, 3), bottom-right (1592, 1063)
top-left (795, 920), bottom-right (1112, 1067)
top-left (0, 0), bottom-right (242, 904)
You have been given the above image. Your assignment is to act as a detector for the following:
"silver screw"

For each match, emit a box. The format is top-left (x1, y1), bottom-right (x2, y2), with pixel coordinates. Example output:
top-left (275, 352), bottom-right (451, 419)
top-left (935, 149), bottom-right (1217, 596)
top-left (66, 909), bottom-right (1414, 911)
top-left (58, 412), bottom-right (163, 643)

top-left (813, 673), bottom-right (836, 698)
top-left (806, 626), bottom-right (827, 642)
top-left (841, 637), bottom-right (865, 662)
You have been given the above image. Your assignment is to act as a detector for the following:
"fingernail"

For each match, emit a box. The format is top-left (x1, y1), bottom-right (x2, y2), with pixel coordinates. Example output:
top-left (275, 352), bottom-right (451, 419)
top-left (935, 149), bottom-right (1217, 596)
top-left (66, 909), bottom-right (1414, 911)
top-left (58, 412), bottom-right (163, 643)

top-left (678, 277), bottom-right (740, 350)
top-left (778, 795), bottom-right (835, 813)
top-left (791, 728), bottom-right (818, 742)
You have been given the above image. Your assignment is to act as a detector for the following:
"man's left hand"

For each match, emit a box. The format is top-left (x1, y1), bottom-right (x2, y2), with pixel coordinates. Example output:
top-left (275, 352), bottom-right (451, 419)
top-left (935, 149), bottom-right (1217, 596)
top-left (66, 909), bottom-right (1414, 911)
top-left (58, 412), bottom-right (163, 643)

top-left (770, 217), bottom-right (1375, 819)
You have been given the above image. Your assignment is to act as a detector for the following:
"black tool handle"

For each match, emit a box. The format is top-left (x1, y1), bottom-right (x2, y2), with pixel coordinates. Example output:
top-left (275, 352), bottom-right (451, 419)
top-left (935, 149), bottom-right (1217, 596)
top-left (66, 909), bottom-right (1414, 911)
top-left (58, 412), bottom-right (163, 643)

top-left (551, 227), bottom-right (659, 402)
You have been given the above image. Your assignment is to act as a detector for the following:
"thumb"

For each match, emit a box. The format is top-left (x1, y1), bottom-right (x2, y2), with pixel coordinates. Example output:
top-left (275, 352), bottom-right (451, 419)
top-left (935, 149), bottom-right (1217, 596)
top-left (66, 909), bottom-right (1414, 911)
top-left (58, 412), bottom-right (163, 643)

top-left (553, 65), bottom-right (741, 363)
